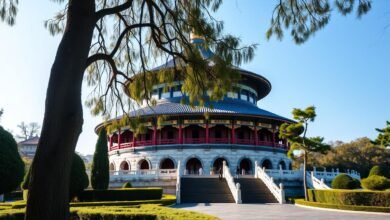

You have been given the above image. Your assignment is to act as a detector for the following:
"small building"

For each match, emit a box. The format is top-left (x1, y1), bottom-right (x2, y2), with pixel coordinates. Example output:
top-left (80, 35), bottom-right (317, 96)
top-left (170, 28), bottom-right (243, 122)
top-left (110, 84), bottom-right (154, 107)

top-left (18, 136), bottom-right (39, 159)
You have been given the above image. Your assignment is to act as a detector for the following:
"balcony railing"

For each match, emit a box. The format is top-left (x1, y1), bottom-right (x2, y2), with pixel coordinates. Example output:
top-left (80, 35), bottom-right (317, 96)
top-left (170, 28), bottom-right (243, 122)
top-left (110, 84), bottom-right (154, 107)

top-left (110, 138), bottom-right (287, 151)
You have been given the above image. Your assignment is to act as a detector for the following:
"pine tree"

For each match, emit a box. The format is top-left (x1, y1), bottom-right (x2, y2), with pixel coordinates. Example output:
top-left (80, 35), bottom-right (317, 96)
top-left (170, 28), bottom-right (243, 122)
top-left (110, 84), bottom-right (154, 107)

top-left (373, 121), bottom-right (390, 148)
top-left (91, 128), bottom-right (109, 190)
top-left (279, 106), bottom-right (330, 201)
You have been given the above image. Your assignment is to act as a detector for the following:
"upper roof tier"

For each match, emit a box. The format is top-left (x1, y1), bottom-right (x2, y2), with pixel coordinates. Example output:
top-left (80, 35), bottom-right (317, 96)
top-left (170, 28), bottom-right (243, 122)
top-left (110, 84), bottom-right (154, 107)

top-left (131, 36), bottom-right (272, 101)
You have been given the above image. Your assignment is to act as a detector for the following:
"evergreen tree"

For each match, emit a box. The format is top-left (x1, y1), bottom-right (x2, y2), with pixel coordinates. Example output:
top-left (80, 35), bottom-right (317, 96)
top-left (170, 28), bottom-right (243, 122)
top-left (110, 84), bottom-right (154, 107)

top-left (279, 106), bottom-right (330, 201)
top-left (91, 128), bottom-right (109, 190)
top-left (0, 126), bottom-right (25, 195)
top-left (372, 121), bottom-right (390, 148)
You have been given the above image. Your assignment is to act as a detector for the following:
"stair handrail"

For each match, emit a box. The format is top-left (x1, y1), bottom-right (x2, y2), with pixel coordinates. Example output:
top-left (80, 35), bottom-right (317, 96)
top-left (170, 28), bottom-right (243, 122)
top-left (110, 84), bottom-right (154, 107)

top-left (223, 161), bottom-right (242, 204)
top-left (176, 160), bottom-right (181, 204)
top-left (255, 161), bottom-right (285, 204)
top-left (308, 171), bottom-right (330, 189)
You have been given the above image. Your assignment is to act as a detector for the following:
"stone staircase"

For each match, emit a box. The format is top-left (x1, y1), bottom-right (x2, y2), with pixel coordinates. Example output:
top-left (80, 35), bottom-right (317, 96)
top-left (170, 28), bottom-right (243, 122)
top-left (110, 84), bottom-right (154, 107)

top-left (180, 177), bottom-right (235, 203)
top-left (235, 178), bottom-right (278, 203)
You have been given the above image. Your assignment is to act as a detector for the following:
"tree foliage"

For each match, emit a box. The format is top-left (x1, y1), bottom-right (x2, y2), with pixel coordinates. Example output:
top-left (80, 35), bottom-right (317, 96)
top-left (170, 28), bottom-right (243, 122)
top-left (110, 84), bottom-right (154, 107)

top-left (267, 0), bottom-right (372, 44)
top-left (0, 125), bottom-right (25, 194)
top-left (372, 121), bottom-right (390, 148)
top-left (279, 106), bottom-right (330, 200)
top-left (91, 128), bottom-right (109, 190)
top-left (295, 137), bottom-right (390, 178)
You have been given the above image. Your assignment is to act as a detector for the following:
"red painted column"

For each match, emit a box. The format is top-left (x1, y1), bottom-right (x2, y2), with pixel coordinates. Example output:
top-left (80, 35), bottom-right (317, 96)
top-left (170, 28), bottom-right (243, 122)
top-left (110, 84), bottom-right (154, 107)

top-left (132, 133), bottom-right (136, 147)
top-left (205, 122), bottom-right (209, 143)
top-left (231, 121), bottom-right (235, 144)
top-left (272, 129), bottom-right (276, 148)
top-left (179, 123), bottom-right (183, 144)
top-left (153, 124), bottom-right (157, 145)
top-left (254, 127), bottom-right (258, 146)
top-left (118, 129), bottom-right (121, 149)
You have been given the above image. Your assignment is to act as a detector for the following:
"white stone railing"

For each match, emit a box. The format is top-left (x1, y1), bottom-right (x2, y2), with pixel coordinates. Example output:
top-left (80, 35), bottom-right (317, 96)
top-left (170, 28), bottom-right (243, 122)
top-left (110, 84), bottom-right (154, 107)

top-left (265, 166), bottom-right (361, 182)
top-left (307, 172), bottom-right (330, 189)
top-left (109, 169), bottom-right (177, 182)
top-left (223, 161), bottom-right (242, 204)
top-left (255, 161), bottom-right (285, 204)
top-left (176, 161), bottom-right (181, 204)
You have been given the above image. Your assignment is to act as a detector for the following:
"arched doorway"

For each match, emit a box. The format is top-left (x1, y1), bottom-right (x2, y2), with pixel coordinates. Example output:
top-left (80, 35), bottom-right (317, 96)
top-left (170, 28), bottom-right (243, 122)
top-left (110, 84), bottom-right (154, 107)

top-left (160, 158), bottom-right (175, 169)
top-left (139, 159), bottom-right (150, 170)
top-left (212, 157), bottom-right (228, 174)
top-left (278, 161), bottom-right (286, 170)
top-left (186, 158), bottom-right (202, 175)
top-left (109, 163), bottom-right (115, 171)
top-left (239, 158), bottom-right (252, 175)
top-left (262, 159), bottom-right (273, 169)
top-left (120, 161), bottom-right (130, 171)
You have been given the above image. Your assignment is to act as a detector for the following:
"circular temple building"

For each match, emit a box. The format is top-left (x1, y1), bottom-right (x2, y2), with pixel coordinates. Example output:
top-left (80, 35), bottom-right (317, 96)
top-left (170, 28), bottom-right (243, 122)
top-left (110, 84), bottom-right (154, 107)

top-left (96, 37), bottom-right (293, 178)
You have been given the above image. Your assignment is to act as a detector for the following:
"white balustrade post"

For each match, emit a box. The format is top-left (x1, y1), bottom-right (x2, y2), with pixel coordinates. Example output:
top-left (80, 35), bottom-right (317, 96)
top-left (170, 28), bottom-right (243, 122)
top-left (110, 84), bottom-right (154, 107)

top-left (176, 160), bottom-right (181, 204)
top-left (236, 183), bottom-right (242, 204)
top-left (279, 183), bottom-right (285, 204)
top-left (0, 194), bottom-right (3, 202)
top-left (223, 160), bottom-right (227, 178)
top-left (336, 168), bottom-right (339, 174)
top-left (254, 161), bottom-right (258, 178)
top-left (324, 167), bottom-right (327, 176)
top-left (279, 165), bottom-right (283, 178)
top-left (332, 168), bottom-right (335, 176)
top-left (313, 167), bottom-right (317, 176)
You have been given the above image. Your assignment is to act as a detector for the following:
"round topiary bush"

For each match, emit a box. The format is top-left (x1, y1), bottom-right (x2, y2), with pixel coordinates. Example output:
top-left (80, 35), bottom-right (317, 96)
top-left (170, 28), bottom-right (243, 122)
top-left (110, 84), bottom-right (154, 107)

top-left (369, 165), bottom-right (390, 178)
top-left (122, 182), bottom-right (132, 188)
top-left (0, 126), bottom-right (25, 194)
top-left (331, 174), bottom-right (360, 189)
top-left (361, 175), bottom-right (390, 191)
top-left (21, 153), bottom-right (89, 200)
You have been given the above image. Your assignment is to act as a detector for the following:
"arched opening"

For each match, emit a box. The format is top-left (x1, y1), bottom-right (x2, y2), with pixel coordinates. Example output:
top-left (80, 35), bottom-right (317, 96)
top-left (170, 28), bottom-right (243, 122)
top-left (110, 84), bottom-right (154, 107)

top-left (278, 161), bottom-right (286, 170)
top-left (239, 158), bottom-right (252, 175)
top-left (160, 158), bottom-right (175, 169)
top-left (120, 161), bottom-right (130, 171)
top-left (262, 159), bottom-right (273, 169)
top-left (212, 157), bottom-right (228, 174)
top-left (139, 159), bottom-right (150, 170)
top-left (109, 163), bottom-right (115, 171)
top-left (186, 158), bottom-right (203, 175)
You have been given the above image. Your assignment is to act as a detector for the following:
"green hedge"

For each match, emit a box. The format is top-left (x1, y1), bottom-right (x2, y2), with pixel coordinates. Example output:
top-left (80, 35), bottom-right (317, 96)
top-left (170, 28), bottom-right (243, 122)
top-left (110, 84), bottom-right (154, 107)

top-left (1, 203), bottom-right (218, 220)
top-left (77, 188), bottom-right (163, 202)
top-left (308, 189), bottom-right (390, 207)
top-left (295, 199), bottom-right (390, 213)
top-left (331, 174), bottom-right (360, 189)
top-left (361, 175), bottom-right (390, 190)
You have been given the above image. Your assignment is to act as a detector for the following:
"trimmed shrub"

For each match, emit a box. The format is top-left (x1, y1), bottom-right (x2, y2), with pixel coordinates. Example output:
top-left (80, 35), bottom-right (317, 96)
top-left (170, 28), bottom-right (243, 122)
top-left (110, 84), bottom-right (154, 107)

top-left (308, 189), bottom-right (390, 207)
top-left (78, 188), bottom-right (163, 202)
top-left (122, 182), bottom-right (132, 188)
top-left (331, 174), bottom-right (360, 189)
top-left (295, 199), bottom-right (390, 213)
top-left (0, 126), bottom-right (25, 195)
top-left (369, 165), bottom-right (390, 178)
top-left (21, 153), bottom-right (89, 200)
top-left (361, 175), bottom-right (390, 191)
top-left (91, 128), bottom-right (109, 190)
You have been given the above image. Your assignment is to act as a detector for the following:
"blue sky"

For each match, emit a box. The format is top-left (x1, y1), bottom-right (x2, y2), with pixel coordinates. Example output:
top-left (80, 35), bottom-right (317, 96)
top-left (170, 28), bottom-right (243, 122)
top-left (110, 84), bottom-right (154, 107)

top-left (0, 1), bottom-right (389, 155)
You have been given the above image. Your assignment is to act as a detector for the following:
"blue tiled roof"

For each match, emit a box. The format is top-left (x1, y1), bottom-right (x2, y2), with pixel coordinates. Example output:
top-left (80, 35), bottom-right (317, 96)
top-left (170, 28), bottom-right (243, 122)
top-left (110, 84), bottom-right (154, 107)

top-left (123, 97), bottom-right (292, 122)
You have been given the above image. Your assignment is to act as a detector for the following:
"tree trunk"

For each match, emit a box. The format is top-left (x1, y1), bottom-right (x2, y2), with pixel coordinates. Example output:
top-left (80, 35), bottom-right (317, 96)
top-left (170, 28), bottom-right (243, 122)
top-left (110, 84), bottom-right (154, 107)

top-left (25, 1), bottom-right (95, 220)
top-left (303, 150), bottom-right (308, 201)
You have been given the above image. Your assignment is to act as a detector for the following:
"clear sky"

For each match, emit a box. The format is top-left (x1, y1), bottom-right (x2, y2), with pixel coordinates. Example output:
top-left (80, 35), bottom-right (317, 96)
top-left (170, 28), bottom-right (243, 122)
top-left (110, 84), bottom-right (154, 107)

top-left (0, 1), bottom-right (389, 155)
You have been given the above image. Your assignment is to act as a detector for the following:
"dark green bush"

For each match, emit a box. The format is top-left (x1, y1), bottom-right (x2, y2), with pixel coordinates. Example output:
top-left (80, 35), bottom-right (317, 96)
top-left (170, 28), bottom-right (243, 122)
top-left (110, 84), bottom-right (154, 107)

top-left (331, 174), bottom-right (360, 189)
top-left (122, 182), bottom-right (132, 188)
top-left (308, 189), bottom-right (390, 207)
top-left (369, 165), bottom-right (390, 178)
top-left (78, 188), bottom-right (163, 202)
top-left (21, 153), bottom-right (89, 200)
top-left (91, 128), bottom-right (109, 190)
top-left (361, 175), bottom-right (390, 191)
top-left (0, 126), bottom-right (25, 194)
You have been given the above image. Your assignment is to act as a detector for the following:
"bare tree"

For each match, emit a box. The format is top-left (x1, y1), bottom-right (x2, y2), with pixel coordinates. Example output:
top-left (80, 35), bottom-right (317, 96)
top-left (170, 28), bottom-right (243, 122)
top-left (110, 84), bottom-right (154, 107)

top-left (16, 122), bottom-right (41, 141)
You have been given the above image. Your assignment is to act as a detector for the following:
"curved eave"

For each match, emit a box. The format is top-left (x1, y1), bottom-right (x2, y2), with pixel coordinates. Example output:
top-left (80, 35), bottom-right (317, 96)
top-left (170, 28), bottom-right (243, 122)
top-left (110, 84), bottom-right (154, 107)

top-left (95, 98), bottom-right (293, 134)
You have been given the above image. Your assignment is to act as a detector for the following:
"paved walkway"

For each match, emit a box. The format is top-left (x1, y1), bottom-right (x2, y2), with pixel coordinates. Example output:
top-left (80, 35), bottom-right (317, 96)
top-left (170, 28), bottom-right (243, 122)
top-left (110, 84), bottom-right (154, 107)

top-left (174, 203), bottom-right (389, 220)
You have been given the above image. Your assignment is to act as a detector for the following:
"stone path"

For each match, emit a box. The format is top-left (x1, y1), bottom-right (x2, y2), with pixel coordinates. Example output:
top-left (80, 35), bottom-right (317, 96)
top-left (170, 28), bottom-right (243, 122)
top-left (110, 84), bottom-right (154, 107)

top-left (174, 203), bottom-right (389, 220)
